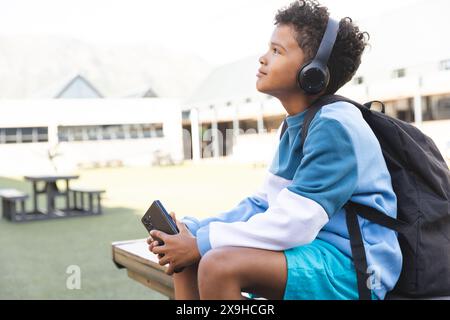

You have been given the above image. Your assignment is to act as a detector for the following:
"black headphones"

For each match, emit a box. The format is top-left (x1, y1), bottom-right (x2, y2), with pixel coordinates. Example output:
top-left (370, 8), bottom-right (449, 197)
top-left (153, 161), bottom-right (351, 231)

top-left (297, 17), bottom-right (340, 95)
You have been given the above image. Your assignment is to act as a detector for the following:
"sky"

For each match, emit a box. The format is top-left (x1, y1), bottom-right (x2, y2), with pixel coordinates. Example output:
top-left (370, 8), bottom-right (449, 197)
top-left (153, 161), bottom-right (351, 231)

top-left (0, 0), bottom-right (427, 66)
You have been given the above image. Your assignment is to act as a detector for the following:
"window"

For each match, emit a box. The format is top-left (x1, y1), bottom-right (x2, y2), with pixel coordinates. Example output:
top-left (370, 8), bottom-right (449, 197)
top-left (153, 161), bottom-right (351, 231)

top-left (155, 125), bottom-right (164, 137)
top-left (239, 119), bottom-right (258, 134)
top-left (5, 128), bottom-right (17, 144)
top-left (86, 127), bottom-right (98, 141)
top-left (114, 125), bottom-right (125, 139)
top-left (20, 128), bottom-right (33, 143)
top-left (263, 115), bottom-right (286, 133)
top-left (58, 127), bottom-right (69, 142)
top-left (128, 125), bottom-right (141, 139)
top-left (142, 124), bottom-right (152, 138)
top-left (57, 124), bottom-right (163, 142)
top-left (37, 127), bottom-right (48, 142)
top-left (440, 59), bottom-right (450, 71)
top-left (182, 110), bottom-right (191, 120)
top-left (142, 124), bottom-right (163, 138)
top-left (392, 68), bottom-right (406, 79)
top-left (437, 97), bottom-right (450, 120)
top-left (72, 127), bottom-right (84, 141)
top-left (0, 127), bottom-right (47, 144)
top-left (101, 125), bottom-right (113, 140)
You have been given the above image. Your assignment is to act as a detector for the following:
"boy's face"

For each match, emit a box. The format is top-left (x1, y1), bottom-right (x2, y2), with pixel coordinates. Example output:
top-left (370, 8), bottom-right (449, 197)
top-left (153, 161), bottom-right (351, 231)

top-left (256, 24), bottom-right (306, 97)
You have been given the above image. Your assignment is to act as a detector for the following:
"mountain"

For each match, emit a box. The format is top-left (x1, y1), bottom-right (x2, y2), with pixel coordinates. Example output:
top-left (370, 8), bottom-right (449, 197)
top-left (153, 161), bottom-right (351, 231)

top-left (0, 35), bottom-right (212, 99)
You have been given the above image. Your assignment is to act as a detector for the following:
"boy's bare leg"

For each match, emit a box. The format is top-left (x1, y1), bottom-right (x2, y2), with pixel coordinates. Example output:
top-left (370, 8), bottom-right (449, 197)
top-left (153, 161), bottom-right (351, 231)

top-left (197, 247), bottom-right (287, 300)
top-left (173, 262), bottom-right (200, 300)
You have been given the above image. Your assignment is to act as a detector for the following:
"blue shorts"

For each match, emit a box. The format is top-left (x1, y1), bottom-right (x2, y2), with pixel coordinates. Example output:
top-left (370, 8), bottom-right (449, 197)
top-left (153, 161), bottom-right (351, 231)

top-left (282, 239), bottom-right (377, 300)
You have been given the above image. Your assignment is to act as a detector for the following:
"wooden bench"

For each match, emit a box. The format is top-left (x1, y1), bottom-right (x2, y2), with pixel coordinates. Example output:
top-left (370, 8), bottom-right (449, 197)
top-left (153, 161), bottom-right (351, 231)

top-left (112, 239), bottom-right (174, 299)
top-left (70, 187), bottom-right (105, 215)
top-left (112, 239), bottom-right (450, 300)
top-left (112, 239), bottom-right (260, 300)
top-left (0, 189), bottom-right (29, 221)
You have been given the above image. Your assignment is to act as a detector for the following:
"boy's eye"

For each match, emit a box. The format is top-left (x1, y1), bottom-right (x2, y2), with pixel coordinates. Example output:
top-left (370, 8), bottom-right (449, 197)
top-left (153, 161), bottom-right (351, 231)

top-left (272, 48), bottom-right (279, 55)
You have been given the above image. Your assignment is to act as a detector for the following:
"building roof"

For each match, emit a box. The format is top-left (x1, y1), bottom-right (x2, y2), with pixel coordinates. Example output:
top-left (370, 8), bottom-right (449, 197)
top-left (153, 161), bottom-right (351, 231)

top-left (33, 74), bottom-right (104, 99)
top-left (117, 84), bottom-right (159, 98)
top-left (185, 55), bottom-right (266, 107)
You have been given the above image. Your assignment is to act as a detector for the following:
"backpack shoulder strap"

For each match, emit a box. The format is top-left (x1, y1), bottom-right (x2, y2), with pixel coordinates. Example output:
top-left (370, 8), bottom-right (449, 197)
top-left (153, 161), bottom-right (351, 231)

top-left (299, 101), bottom-right (324, 151)
top-left (279, 95), bottom-right (346, 143)
top-left (345, 204), bottom-right (372, 300)
top-left (346, 202), bottom-right (409, 233)
top-left (280, 119), bottom-right (288, 140)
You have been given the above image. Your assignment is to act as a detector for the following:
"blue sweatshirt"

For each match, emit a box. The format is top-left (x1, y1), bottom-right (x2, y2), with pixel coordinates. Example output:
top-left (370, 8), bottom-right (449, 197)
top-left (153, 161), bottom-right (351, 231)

top-left (182, 101), bottom-right (402, 300)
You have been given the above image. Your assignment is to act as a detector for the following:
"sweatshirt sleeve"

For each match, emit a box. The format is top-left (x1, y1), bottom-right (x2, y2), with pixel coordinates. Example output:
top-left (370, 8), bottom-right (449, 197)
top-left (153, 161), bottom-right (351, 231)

top-left (196, 117), bottom-right (359, 256)
top-left (181, 190), bottom-right (269, 236)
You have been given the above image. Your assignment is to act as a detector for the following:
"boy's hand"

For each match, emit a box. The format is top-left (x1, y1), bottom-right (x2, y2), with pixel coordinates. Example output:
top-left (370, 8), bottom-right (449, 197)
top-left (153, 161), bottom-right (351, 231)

top-left (146, 212), bottom-right (201, 275)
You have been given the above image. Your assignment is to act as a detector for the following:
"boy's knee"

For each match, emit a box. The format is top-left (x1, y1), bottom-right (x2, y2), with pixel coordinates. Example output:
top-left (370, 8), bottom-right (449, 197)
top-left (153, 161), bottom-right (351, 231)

top-left (198, 248), bottom-right (237, 281)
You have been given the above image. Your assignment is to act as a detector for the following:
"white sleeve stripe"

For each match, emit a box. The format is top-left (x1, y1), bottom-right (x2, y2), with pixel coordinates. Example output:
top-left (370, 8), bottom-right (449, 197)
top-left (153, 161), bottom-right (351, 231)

top-left (251, 190), bottom-right (268, 203)
top-left (259, 171), bottom-right (292, 205)
top-left (209, 188), bottom-right (329, 251)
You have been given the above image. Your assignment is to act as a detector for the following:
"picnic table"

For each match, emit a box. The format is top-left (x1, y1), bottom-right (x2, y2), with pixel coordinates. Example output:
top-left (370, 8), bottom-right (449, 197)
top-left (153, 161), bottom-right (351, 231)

top-left (24, 174), bottom-right (79, 216)
top-left (0, 174), bottom-right (105, 222)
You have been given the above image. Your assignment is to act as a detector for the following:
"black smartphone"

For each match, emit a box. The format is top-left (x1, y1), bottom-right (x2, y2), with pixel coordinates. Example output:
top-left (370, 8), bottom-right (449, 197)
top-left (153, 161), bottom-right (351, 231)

top-left (141, 200), bottom-right (179, 244)
top-left (141, 200), bottom-right (184, 273)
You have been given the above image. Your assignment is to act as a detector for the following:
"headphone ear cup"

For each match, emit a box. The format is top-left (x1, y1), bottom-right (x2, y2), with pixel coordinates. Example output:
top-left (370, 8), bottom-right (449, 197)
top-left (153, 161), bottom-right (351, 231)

top-left (296, 62), bottom-right (309, 90)
top-left (297, 61), bottom-right (329, 95)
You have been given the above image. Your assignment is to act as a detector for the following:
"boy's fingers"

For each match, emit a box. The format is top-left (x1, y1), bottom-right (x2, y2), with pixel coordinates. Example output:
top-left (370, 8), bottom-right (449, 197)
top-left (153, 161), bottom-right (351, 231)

top-left (176, 220), bottom-right (188, 232)
top-left (150, 230), bottom-right (167, 241)
top-left (166, 263), bottom-right (175, 275)
top-left (159, 255), bottom-right (170, 266)
top-left (152, 245), bottom-right (165, 254)
top-left (146, 236), bottom-right (153, 245)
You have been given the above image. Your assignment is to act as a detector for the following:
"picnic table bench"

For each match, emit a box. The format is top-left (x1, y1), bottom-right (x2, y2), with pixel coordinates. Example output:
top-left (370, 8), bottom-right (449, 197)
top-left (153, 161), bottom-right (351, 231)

top-left (1, 174), bottom-right (106, 222)
top-left (70, 187), bottom-right (105, 214)
top-left (0, 189), bottom-right (29, 221)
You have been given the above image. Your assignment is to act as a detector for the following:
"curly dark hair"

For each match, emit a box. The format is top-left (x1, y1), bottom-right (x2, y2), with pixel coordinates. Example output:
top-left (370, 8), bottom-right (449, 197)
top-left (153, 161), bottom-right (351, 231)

top-left (274, 0), bottom-right (369, 95)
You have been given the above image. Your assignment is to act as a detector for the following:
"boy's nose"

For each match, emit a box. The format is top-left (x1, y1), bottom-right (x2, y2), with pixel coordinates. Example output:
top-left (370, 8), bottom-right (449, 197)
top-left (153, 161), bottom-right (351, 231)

top-left (259, 55), bottom-right (267, 65)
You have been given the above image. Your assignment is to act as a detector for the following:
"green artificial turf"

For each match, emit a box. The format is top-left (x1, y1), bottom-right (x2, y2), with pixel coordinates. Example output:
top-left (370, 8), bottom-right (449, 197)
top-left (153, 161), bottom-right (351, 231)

top-left (0, 163), bottom-right (266, 299)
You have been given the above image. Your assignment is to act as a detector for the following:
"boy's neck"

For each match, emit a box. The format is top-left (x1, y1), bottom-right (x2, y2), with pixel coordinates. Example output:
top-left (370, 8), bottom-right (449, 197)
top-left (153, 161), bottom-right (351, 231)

top-left (278, 92), bottom-right (317, 116)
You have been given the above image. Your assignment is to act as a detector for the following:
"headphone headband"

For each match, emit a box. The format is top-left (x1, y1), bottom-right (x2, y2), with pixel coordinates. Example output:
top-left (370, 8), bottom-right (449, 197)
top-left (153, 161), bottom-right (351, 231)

top-left (315, 17), bottom-right (340, 65)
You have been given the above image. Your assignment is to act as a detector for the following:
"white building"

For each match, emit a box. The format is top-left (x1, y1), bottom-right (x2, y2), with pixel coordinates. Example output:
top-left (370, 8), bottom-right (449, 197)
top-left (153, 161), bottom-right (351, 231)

top-left (1, 0), bottom-right (449, 175)
top-left (183, 54), bottom-right (450, 164)
top-left (0, 74), bottom-right (183, 176)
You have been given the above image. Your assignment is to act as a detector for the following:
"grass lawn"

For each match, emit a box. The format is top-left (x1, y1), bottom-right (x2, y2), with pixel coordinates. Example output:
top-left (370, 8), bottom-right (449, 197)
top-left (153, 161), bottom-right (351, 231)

top-left (0, 162), bottom-right (266, 299)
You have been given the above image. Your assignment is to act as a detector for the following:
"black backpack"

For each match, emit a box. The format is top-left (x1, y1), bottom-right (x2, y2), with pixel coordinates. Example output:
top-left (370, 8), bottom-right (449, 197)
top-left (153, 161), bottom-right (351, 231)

top-left (280, 94), bottom-right (450, 299)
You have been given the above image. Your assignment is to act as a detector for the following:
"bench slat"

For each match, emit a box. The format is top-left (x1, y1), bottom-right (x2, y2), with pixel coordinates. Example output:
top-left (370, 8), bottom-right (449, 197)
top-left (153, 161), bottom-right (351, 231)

top-left (0, 189), bottom-right (28, 200)
top-left (70, 188), bottom-right (105, 193)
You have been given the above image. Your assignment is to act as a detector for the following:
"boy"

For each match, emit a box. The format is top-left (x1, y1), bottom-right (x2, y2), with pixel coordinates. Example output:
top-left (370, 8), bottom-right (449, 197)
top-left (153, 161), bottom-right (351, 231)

top-left (148, 0), bottom-right (402, 300)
